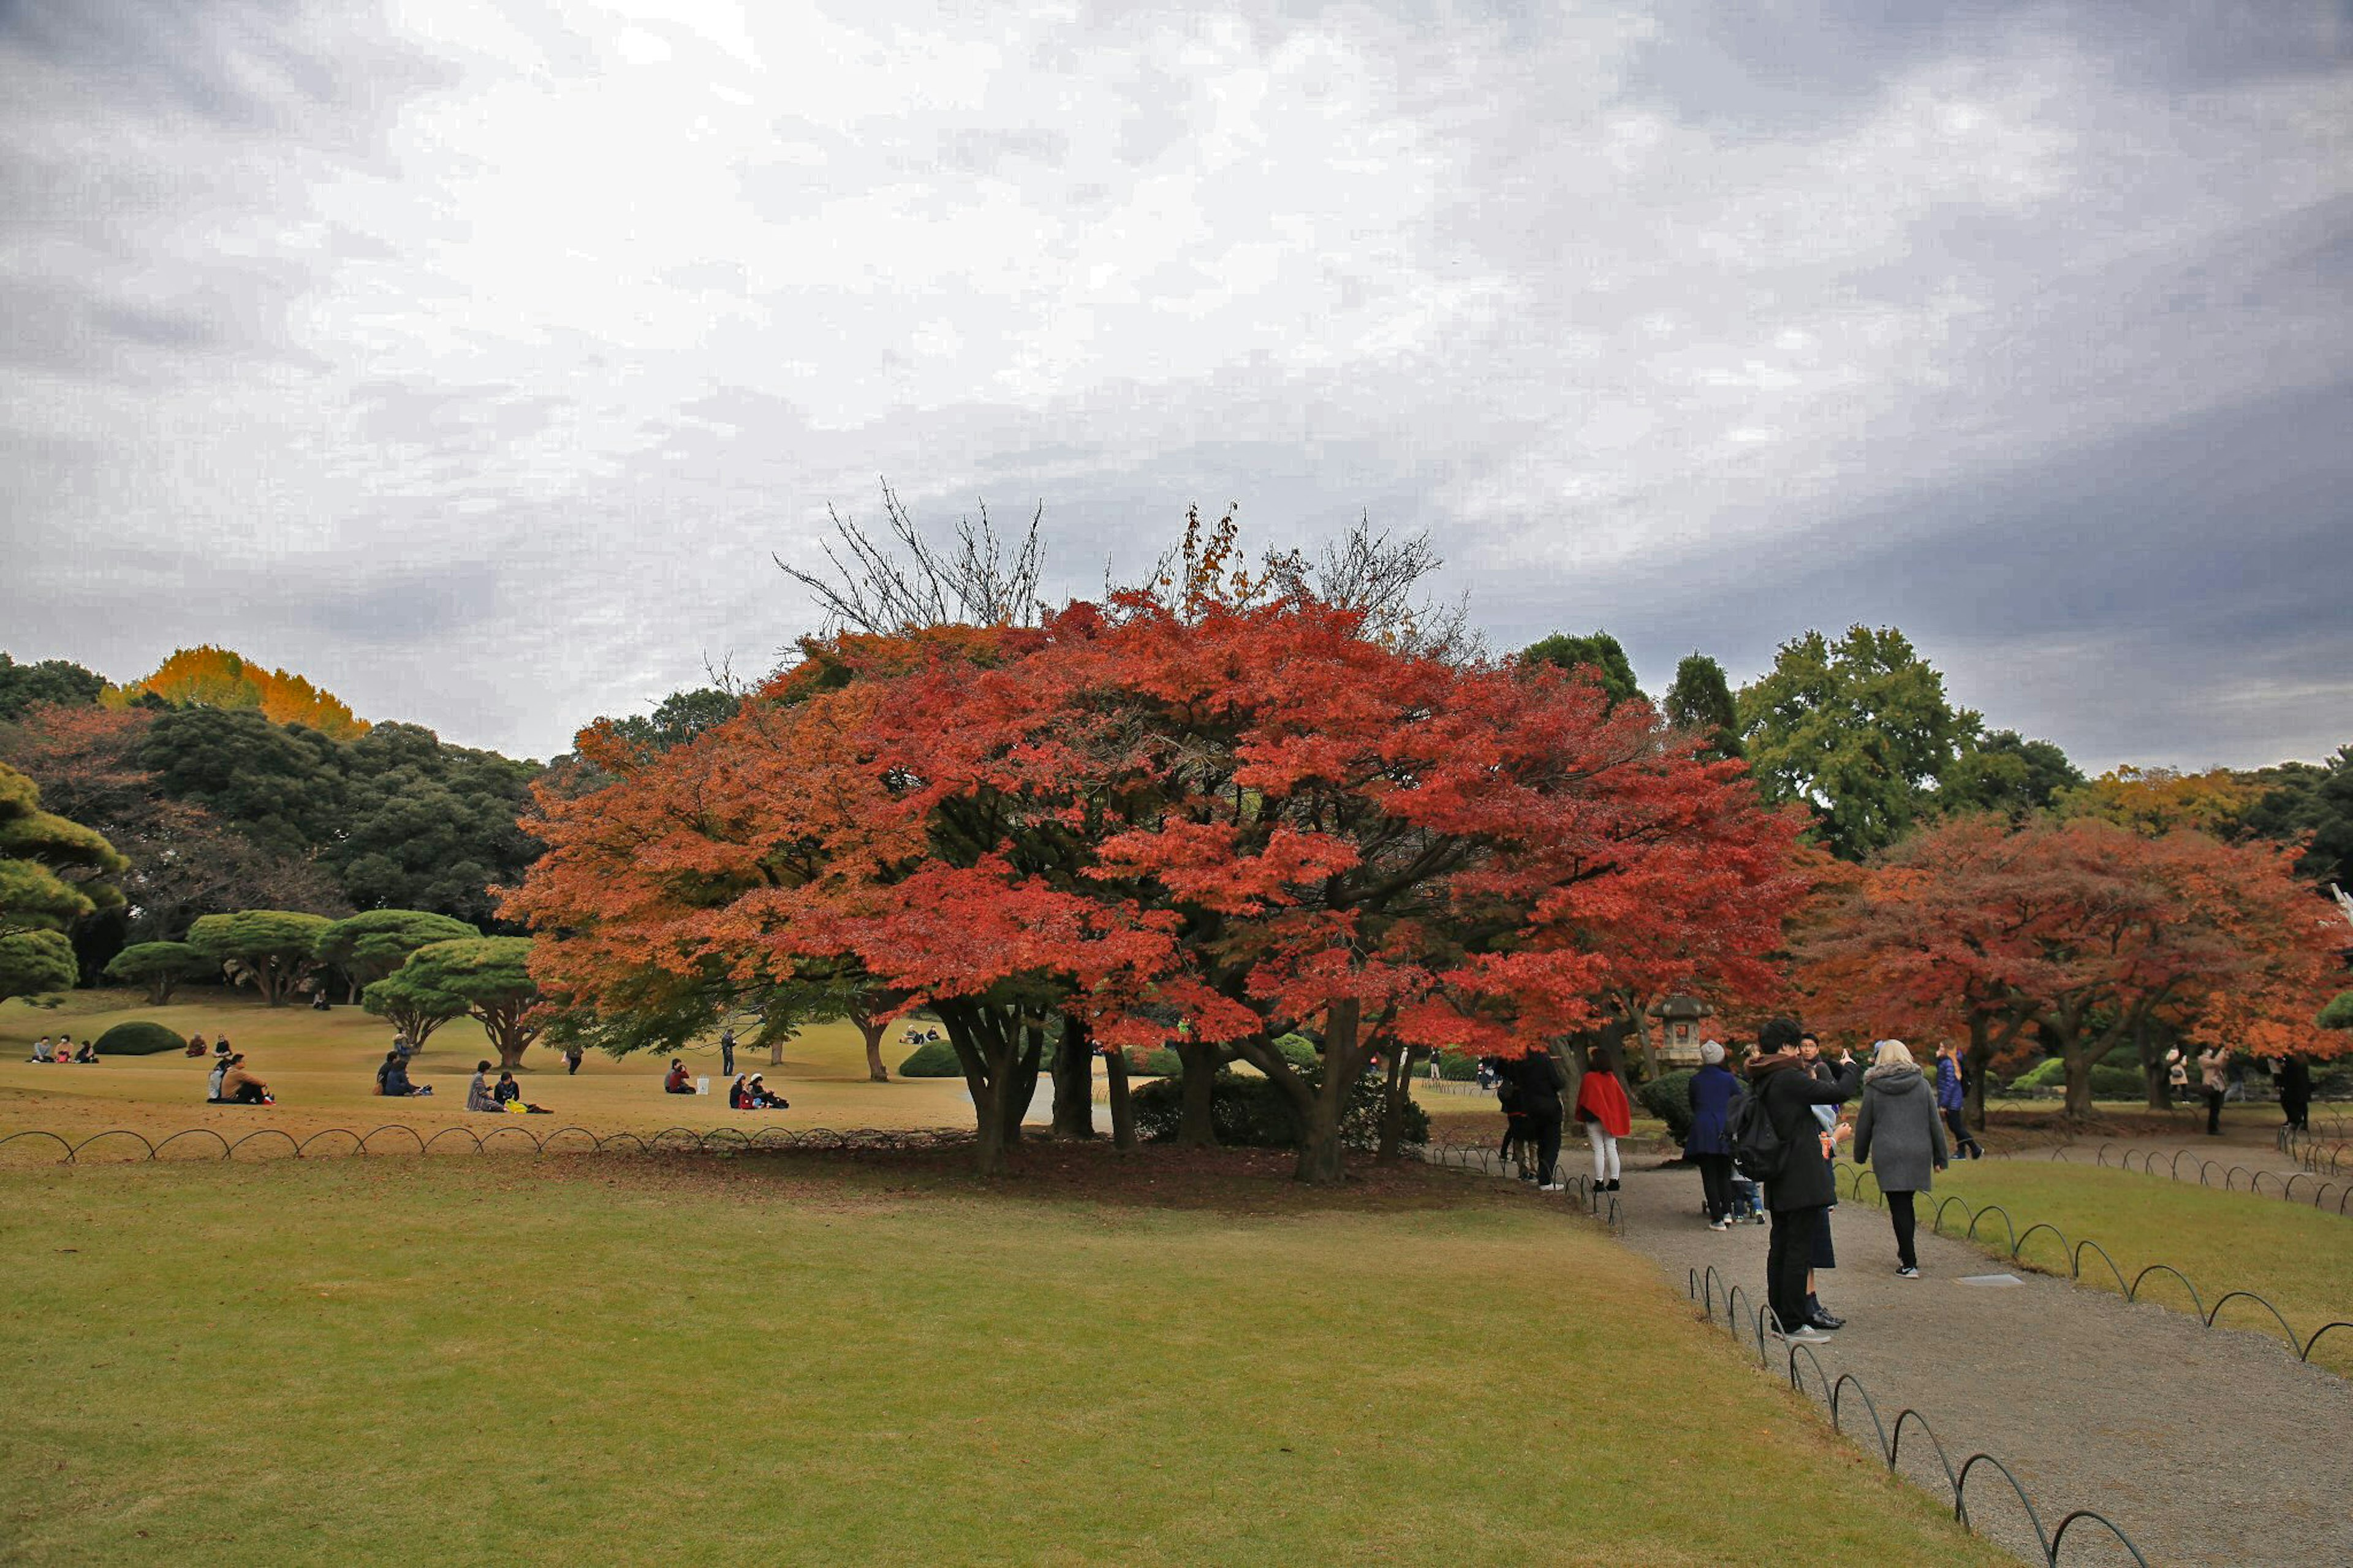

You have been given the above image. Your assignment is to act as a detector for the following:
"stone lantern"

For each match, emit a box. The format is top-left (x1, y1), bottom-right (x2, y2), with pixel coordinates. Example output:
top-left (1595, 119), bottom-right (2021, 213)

top-left (1650, 995), bottom-right (1715, 1069)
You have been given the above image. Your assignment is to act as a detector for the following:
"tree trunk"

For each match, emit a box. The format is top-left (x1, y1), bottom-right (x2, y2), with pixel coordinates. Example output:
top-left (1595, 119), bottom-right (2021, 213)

top-left (1049, 1014), bottom-right (1096, 1140)
top-left (1625, 998), bottom-right (1659, 1081)
top-left (769, 1036), bottom-right (784, 1067)
top-left (1175, 1040), bottom-right (1222, 1149)
top-left (857, 1016), bottom-right (890, 1082)
top-left (1294, 998), bottom-right (1361, 1184)
top-left (147, 978), bottom-right (173, 1007)
top-left (1377, 1045), bottom-right (1415, 1160)
top-left (998, 1015), bottom-right (1045, 1148)
top-left (2137, 1014), bottom-right (2167, 1112)
top-left (941, 1004), bottom-right (1016, 1177)
top-left (1104, 1032), bottom-right (1136, 1152)
top-left (2063, 1039), bottom-right (2093, 1118)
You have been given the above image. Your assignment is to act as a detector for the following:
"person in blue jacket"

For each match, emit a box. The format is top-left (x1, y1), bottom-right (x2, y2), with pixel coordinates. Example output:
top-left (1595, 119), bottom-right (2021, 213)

top-left (1934, 1042), bottom-right (1984, 1159)
top-left (1684, 1040), bottom-right (1745, 1229)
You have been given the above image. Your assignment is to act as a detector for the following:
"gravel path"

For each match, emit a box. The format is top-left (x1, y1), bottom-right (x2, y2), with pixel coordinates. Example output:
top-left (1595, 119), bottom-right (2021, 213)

top-left (1608, 1159), bottom-right (2353, 1567)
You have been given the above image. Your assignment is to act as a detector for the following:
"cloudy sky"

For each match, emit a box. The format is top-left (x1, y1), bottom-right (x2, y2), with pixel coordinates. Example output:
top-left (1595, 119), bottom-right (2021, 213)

top-left (2, 1), bottom-right (2348, 769)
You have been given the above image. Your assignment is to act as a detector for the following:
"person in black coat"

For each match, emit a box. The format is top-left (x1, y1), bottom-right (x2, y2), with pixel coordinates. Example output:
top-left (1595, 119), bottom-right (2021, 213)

top-left (1509, 1048), bottom-right (1569, 1189)
top-left (1744, 1018), bottom-right (1861, 1340)
top-left (2278, 1055), bottom-right (2312, 1133)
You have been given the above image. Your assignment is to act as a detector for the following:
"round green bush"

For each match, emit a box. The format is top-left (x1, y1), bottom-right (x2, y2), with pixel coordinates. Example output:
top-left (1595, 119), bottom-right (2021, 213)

top-left (1635, 1069), bottom-right (1697, 1145)
top-left (897, 1039), bottom-right (963, 1077)
top-left (2318, 990), bottom-right (2353, 1031)
top-left (1272, 1033), bottom-right (1319, 1074)
top-left (2012, 1056), bottom-right (2145, 1099)
top-left (2012, 1058), bottom-right (2065, 1090)
top-left (93, 1021), bottom-right (189, 1057)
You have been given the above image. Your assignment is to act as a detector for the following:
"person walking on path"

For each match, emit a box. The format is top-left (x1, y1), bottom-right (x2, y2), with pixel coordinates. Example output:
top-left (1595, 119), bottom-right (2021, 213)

top-left (1933, 1042), bottom-right (1984, 1159)
top-left (2278, 1053), bottom-right (2311, 1133)
top-left (1745, 1018), bottom-right (1860, 1341)
top-left (1852, 1040), bottom-right (1949, 1278)
top-left (1575, 1052), bottom-right (1632, 1191)
top-left (2199, 1046), bottom-right (2230, 1135)
top-left (1685, 1041), bottom-right (1743, 1228)
top-left (1512, 1048), bottom-right (1569, 1190)
top-left (719, 1028), bottom-right (737, 1077)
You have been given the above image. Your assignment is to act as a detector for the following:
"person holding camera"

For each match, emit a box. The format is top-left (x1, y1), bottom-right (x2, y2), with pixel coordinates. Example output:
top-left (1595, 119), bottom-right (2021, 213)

top-left (1744, 1018), bottom-right (1860, 1342)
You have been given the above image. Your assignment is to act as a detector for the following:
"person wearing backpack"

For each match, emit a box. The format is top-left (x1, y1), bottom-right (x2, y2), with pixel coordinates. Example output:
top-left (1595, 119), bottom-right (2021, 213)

top-left (1512, 1047), bottom-right (1569, 1191)
top-left (1741, 1017), bottom-right (1860, 1342)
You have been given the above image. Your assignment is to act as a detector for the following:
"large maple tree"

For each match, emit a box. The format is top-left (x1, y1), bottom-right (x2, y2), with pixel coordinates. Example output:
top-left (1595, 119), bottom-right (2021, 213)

top-left (513, 590), bottom-right (1809, 1180)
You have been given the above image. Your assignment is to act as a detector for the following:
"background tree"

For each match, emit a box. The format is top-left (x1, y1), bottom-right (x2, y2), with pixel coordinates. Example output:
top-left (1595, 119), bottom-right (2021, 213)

top-left (1663, 652), bottom-right (1741, 760)
top-left (393, 937), bottom-right (545, 1068)
top-left (362, 963), bottom-right (470, 1047)
top-left (108, 646), bottom-right (369, 739)
top-left (102, 941), bottom-right (211, 1004)
top-left (1737, 624), bottom-right (1975, 860)
top-left (1521, 630), bottom-right (1643, 709)
top-left (325, 723), bottom-right (540, 925)
top-left (0, 653), bottom-right (104, 722)
top-left (186, 910), bottom-right (333, 1007)
top-left (1936, 730), bottom-right (2082, 819)
top-left (2054, 765), bottom-right (2259, 839)
top-left (0, 762), bottom-right (127, 1003)
top-left (315, 909), bottom-right (483, 1003)
top-left (139, 706), bottom-right (347, 861)
top-left (2240, 744), bottom-right (2353, 893)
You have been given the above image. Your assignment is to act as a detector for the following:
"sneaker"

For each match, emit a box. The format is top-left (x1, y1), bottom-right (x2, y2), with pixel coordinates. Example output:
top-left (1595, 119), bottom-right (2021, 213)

top-left (1707, 1219), bottom-right (1728, 1232)
top-left (1896, 1266), bottom-right (1920, 1279)
top-left (1808, 1311), bottom-right (1845, 1331)
top-left (1781, 1324), bottom-right (1833, 1343)
top-left (1539, 1182), bottom-right (1565, 1192)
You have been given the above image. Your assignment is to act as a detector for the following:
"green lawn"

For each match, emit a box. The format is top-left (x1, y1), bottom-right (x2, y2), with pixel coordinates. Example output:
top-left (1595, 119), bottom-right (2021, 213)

top-left (0, 1150), bottom-right (2000, 1566)
top-left (1904, 1159), bottom-right (2353, 1374)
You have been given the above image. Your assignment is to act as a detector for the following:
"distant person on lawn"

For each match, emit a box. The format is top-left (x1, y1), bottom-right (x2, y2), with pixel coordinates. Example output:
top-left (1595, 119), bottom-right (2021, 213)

top-left (73, 1039), bottom-right (97, 1063)
top-left (30, 1036), bottom-right (53, 1062)
top-left (466, 1062), bottom-right (502, 1113)
top-left (214, 1036), bottom-right (232, 1058)
top-left (564, 1045), bottom-right (584, 1075)
top-left (2199, 1046), bottom-right (2229, 1135)
top-left (719, 1028), bottom-right (737, 1077)
top-left (1852, 1039), bottom-right (1948, 1279)
top-left (2278, 1053), bottom-right (2312, 1134)
top-left (218, 1055), bottom-right (270, 1105)
top-left (206, 1054), bottom-right (231, 1101)
top-left (747, 1074), bottom-right (788, 1110)
top-left (493, 1070), bottom-right (520, 1107)
top-left (1933, 1041), bottom-right (1983, 1160)
top-left (1685, 1040), bottom-right (1745, 1229)
top-left (727, 1074), bottom-right (750, 1110)
top-left (185, 1032), bottom-right (208, 1058)
top-left (663, 1059), bottom-right (694, 1095)
top-left (376, 1050), bottom-right (431, 1097)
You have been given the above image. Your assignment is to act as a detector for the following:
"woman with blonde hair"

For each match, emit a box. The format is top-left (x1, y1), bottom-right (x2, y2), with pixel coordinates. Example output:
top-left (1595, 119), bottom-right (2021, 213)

top-left (1851, 1039), bottom-right (1947, 1279)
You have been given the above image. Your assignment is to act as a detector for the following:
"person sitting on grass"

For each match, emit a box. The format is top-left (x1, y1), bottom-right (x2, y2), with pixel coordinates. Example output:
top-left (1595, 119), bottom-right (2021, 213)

top-left (663, 1059), bottom-right (694, 1095)
top-left (73, 1039), bottom-right (97, 1063)
top-left (493, 1070), bottom-right (520, 1107)
top-left (727, 1074), bottom-right (749, 1110)
top-left (466, 1061), bottom-right (503, 1113)
top-left (214, 1035), bottom-right (232, 1058)
top-left (747, 1074), bottom-right (789, 1111)
top-left (218, 1055), bottom-right (270, 1105)
top-left (184, 1032), bottom-right (208, 1058)
top-left (29, 1036), bottom-right (53, 1062)
top-left (206, 1053), bottom-right (231, 1101)
top-left (376, 1050), bottom-right (433, 1097)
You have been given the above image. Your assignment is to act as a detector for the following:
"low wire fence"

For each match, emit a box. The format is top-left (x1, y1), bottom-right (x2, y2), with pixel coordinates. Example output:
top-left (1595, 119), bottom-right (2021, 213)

top-left (1833, 1163), bottom-right (2353, 1371)
top-left (0, 1123), bottom-right (976, 1164)
top-left (2279, 1125), bottom-right (2353, 1180)
top-left (1422, 1138), bottom-right (1623, 1232)
top-left (2043, 1140), bottom-right (2353, 1216)
top-left (1688, 1264), bottom-right (2148, 1566)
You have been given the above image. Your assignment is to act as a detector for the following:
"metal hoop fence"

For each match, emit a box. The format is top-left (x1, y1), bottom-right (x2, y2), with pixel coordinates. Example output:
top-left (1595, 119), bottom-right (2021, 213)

top-left (1422, 1140), bottom-right (1624, 1233)
top-left (2041, 1140), bottom-right (2352, 1216)
top-left (0, 1123), bottom-right (980, 1165)
top-left (1688, 1264), bottom-right (2148, 1566)
top-left (1832, 1162), bottom-right (2353, 1372)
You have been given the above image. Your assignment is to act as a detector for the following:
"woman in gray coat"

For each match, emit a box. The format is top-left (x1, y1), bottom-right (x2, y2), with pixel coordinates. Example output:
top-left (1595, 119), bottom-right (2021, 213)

top-left (1851, 1039), bottom-right (1947, 1278)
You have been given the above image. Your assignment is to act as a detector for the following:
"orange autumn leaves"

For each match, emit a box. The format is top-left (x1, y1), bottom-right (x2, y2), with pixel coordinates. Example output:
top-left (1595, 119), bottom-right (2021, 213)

top-left (508, 593), bottom-right (1813, 1064)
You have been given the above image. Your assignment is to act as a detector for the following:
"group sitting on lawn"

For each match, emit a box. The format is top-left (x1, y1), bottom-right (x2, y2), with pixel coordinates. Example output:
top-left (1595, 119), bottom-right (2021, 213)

top-left (204, 1053), bottom-right (271, 1105)
top-left (26, 1037), bottom-right (97, 1063)
top-left (468, 1061), bottom-right (550, 1113)
top-left (727, 1074), bottom-right (789, 1111)
top-left (662, 1059), bottom-right (695, 1094)
top-left (375, 1050), bottom-right (435, 1097)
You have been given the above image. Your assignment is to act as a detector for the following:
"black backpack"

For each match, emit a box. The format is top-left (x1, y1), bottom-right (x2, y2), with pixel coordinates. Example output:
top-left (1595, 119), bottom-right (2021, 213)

top-left (1727, 1086), bottom-right (1788, 1182)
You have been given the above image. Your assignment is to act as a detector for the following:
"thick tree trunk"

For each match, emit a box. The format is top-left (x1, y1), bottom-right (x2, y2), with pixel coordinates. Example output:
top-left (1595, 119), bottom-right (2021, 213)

top-left (1104, 1033), bottom-right (1136, 1152)
top-left (769, 1036), bottom-right (784, 1067)
top-left (1049, 1014), bottom-right (1096, 1140)
top-left (856, 1015), bottom-right (890, 1082)
top-left (1175, 1040), bottom-right (1222, 1149)
top-left (940, 1003), bottom-right (1020, 1177)
top-left (1294, 998), bottom-right (1362, 1184)
top-left (2063, 1040), bottom-right (2093, 1118)
top-left (998, 1016), bottom-right (1045, 1148)
top-left (2137, 1015), bottom-right (2167, 1112)
top-left (147, 979), bottom-right (174, 1007)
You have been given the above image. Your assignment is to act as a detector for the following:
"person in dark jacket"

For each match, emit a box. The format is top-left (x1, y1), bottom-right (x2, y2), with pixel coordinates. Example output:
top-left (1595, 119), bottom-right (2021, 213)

top-left (1684, 1042), bottom-right (1744, 1229)
top-left (1515, 1048), bottom-right (1569, 1190)
top-left (2278, 1054), bottom-right (2312, 1133)
top-left (1933, 1042), bottom-right (1984, 1159)
top-left (376, 1050), bottom-right (430, 1097)
top-left (1489, 1058), bottom-right (1529, 1172)
top-left (1746, 1018), bottom-right (1860, 1341)
top-left (493, 1070), bottom-right (520, 1106)
top-left (1852, 1039), bottom-right (1949, 1277)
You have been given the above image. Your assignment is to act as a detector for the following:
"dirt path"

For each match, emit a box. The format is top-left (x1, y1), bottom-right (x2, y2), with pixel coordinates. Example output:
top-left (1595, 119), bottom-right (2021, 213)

top-left (1609, 1158), bottom-right (2353, 1567)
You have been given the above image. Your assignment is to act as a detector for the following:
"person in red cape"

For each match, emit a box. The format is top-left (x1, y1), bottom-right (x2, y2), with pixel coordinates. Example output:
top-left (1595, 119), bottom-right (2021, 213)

top-left (1574, 1056), bottom-right (1633, 1191)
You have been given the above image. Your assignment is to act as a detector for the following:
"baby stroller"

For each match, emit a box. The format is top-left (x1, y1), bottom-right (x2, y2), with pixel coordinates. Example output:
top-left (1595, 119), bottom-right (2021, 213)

top-left (1727, 1173), bottom-right (1765, 1224)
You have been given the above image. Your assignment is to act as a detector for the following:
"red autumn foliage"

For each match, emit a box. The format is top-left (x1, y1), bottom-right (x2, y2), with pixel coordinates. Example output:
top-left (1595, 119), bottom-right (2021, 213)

top-left (511, 592), bottom-right (1811, 1179)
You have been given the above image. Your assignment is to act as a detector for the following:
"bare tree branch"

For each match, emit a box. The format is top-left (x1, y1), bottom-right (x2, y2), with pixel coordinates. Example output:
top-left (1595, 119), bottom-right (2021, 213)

top-left (778, 480), bottom-right (1047, 635)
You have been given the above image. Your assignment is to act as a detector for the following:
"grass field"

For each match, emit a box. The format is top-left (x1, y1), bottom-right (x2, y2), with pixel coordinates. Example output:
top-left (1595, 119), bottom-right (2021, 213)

top-left (1887, 1158), bottom-right (2353, 1374)
top-left (0, 1149), bottom-right (2002, 1566)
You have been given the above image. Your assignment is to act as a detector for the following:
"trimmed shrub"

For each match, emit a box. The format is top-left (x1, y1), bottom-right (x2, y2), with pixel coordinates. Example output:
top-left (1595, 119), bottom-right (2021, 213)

top-left (897, 1039), bottom-right (963, 1077)
top-left (1130, 1065), bottom-right (1425, 1151)
top-left (2014, 1056), bottom-right (2144, 1099)
top-left (1139, 1047), bottom-right (1183, 1077)
top-left (1635, 1069), bottom-right (1696, 1145)
top-left (1272, 1033), bottom-right (1319, 1074)
top-left (2319, 990), bottom-right (2353, 1031)
top-left (93, 1021), bottom-right (189, 1057)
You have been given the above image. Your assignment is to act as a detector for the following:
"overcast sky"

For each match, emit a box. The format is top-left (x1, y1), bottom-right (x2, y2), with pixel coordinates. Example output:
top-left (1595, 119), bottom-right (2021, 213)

top-left (2, 1), bottom-right (2348, 770)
